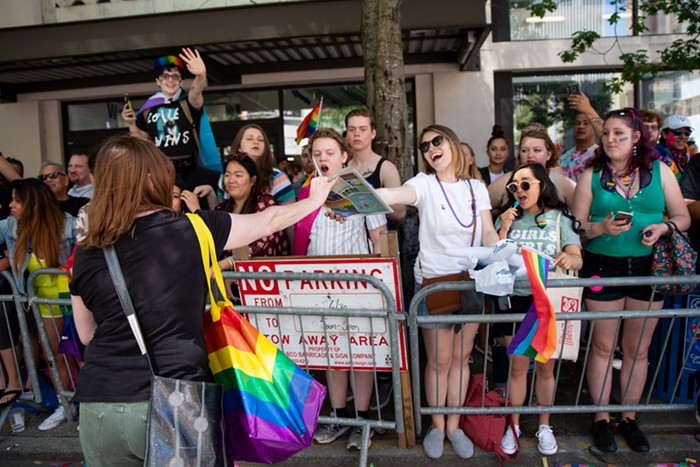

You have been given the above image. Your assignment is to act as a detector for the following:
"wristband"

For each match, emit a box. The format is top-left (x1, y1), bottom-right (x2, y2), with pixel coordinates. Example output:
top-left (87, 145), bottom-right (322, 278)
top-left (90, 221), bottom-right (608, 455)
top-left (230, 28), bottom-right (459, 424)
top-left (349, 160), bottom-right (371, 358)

top-left (570, 254), bottom-right (582, 269)
top-left (227, 256), bottom-right (235, 271)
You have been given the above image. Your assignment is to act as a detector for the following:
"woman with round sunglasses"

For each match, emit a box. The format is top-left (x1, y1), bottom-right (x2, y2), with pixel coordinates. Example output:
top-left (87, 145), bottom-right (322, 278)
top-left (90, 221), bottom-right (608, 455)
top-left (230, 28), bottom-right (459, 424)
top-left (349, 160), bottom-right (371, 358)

top-left (494, 163), bottom-right (582, 457)
top-left (376, 125), bottom-right (499, 460)
top-left (488, 127), bottom-right (576, 211)
top-left (572, 108), bottom-right (689, 454)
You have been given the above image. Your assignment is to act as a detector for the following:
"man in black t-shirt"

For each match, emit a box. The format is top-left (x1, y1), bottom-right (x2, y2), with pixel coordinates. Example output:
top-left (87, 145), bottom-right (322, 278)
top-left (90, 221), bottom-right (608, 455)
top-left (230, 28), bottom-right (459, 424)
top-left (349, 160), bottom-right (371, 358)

top-left (680, 155), bottom-right (700, 270)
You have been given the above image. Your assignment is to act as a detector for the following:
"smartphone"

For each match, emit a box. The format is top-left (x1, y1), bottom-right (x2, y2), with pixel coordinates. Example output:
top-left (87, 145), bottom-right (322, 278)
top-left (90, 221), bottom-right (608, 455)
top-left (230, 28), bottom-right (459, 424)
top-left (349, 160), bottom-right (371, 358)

top-left (568, 83), bottom-right (580, 95)
top-left (613, 211), bottom-right (633, 224)
top-left (122, 93), bottom-right (132, 110)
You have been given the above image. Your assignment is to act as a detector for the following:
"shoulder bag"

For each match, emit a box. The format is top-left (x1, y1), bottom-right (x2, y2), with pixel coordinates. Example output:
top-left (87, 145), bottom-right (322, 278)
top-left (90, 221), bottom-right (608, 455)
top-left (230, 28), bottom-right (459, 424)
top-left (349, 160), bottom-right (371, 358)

top-left (103, 247), bottom-right (225, 467)
top-left (422, 178), bottom-right (477, 315)
top-left (651, 220), bottom-right (698, 296)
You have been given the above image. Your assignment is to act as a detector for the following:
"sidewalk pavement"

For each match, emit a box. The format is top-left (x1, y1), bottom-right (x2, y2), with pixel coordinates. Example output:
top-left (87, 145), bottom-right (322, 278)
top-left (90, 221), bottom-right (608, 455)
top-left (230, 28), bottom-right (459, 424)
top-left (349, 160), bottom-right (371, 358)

top-left (2, 405), bottom-right (699, 466)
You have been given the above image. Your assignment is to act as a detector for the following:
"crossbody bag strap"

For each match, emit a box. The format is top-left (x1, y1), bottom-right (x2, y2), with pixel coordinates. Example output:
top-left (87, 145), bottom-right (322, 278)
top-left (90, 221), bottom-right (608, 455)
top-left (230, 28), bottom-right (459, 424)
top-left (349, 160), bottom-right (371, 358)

top-left (179, 99), bottom-right (201, 155)
top-left (103, 246), bottom-right (156, 376)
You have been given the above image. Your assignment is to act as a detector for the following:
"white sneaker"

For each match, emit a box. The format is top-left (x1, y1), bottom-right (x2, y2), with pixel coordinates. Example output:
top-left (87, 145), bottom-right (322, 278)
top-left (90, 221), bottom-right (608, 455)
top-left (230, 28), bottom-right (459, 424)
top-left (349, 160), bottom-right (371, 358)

top-left (500, 424), bottom-right (520, 455)
top-left (38, 404), bottom-right (77, 431)
top-left (536, 424), bottom-right (558, 455)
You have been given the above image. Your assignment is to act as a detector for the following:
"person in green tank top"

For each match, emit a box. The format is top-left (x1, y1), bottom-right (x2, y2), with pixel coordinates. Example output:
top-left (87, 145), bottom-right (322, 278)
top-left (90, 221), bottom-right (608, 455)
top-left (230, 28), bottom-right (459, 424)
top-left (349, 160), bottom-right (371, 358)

top-left (572, 107), bottom-right (690, 454)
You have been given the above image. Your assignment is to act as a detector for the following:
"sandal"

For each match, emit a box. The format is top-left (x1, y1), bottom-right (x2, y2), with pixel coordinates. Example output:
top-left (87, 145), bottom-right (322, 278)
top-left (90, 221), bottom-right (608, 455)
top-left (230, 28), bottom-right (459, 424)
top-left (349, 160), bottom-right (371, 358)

top-left (0, 389), bottom-right (22, 408)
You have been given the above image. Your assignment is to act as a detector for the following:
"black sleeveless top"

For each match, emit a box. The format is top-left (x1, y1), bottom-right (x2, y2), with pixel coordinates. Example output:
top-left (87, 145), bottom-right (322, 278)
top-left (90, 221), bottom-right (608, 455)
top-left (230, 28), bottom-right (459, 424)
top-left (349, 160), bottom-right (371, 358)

top-left (364, 157), bottom-right (387, 188)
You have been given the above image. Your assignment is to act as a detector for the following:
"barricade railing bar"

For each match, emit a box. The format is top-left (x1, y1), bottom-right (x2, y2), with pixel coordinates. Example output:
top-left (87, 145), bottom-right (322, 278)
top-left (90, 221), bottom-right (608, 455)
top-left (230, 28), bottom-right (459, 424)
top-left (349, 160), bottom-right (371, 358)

top-left (222, 270), bottom-right (404, 467)
top-left (409, 274), bottom-right (700, 439)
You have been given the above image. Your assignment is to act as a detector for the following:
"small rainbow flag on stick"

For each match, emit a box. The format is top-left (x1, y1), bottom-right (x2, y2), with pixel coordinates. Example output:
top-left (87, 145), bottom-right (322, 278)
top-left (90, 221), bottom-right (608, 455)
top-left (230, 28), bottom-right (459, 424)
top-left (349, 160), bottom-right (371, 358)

top-left (295, 98), bottom-right (323, 144)
top-left (507, 246), bottom-right (557, 363)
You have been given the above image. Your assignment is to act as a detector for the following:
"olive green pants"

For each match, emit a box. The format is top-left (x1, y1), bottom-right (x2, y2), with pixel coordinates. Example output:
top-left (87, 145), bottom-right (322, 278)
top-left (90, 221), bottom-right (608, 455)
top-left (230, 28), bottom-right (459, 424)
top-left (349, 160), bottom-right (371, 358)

top-left (79, 401), bottom-right (149, 467)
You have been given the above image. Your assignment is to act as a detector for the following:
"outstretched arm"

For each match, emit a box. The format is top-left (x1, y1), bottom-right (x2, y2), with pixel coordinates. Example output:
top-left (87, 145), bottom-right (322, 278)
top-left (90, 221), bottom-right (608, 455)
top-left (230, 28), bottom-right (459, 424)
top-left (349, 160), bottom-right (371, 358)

top-left (181, 48), bottom-right (207, 110)
top-left (224, 176), bottom-right (335, 251)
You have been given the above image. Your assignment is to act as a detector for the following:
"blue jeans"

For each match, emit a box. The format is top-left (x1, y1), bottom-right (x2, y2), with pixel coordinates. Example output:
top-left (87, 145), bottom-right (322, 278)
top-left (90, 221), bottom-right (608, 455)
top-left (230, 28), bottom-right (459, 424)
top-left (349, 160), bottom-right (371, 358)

top-left (79, 401), bottom-right (148, 467)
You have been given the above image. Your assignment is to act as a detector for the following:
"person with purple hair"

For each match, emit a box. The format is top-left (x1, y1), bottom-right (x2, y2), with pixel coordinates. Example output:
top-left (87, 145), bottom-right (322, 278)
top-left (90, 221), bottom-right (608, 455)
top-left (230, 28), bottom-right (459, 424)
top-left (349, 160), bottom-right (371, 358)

top-left (121, 48), bottom-right (211, 180)
top-left (571, 107), bottom-right (690, 454)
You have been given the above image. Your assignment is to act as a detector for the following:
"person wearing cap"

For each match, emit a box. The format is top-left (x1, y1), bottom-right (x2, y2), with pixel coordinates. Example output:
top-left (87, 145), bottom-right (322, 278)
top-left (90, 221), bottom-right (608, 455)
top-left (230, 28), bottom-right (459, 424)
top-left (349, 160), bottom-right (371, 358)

top-left (121, 48), bottom-right (213, 180)
top-left (658, 114), bottom-right (694, 180)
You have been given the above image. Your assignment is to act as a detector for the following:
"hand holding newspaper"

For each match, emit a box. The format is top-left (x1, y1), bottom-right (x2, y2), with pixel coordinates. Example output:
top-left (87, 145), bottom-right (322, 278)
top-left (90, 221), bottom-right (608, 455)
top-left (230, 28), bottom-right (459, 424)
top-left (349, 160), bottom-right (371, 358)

top-left (312, 156), bottom-right (393, 219)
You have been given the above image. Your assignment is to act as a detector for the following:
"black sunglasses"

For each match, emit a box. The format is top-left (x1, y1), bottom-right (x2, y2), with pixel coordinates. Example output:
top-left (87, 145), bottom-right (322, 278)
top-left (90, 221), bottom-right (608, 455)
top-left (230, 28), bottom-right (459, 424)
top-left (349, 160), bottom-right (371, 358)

top-left (672, 129), bottom-right (692, 137)
top-left (419, 135), bottom-right (445, 154)
top-left (38, 171), bottom-right (65, 181)
top-left (506, 180), bottom-right (540, 193)
top-left (223, 152), bottom-right (250, 165)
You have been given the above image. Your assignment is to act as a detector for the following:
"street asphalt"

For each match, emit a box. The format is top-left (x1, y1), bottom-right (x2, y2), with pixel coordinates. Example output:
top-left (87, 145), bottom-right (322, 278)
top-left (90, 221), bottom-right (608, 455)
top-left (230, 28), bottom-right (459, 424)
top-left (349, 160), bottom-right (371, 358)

top-left (2, 404), bottom-right (699, 466)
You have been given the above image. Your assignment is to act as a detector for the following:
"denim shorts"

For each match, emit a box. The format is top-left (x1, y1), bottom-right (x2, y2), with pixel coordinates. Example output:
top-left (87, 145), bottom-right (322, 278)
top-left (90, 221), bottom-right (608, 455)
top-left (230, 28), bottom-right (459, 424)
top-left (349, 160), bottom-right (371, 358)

top-left (415, 281), bottom-right (484, 329)
top-left (580, 252), bottom-right (663, 302)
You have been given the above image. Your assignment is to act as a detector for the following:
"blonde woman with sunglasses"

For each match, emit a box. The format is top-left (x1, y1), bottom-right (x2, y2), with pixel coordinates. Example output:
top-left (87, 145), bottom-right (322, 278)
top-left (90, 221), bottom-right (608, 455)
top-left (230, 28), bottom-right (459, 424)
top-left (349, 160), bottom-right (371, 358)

top-left (376, 125), bottom-right (499, 460)
top-left (488, 127), bottom-right (576, 210)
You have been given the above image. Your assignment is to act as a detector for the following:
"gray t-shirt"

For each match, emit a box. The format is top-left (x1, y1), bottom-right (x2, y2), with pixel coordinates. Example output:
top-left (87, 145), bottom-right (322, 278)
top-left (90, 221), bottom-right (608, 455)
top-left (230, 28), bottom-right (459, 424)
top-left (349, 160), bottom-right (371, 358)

top-left (496, 209), bottom-right (581, 295)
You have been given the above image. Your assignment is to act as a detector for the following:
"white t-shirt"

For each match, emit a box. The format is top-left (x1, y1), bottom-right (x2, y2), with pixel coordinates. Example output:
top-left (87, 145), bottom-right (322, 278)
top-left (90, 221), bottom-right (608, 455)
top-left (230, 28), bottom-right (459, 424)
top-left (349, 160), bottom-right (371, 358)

top-left (405, 172), bottom-right (491, 282)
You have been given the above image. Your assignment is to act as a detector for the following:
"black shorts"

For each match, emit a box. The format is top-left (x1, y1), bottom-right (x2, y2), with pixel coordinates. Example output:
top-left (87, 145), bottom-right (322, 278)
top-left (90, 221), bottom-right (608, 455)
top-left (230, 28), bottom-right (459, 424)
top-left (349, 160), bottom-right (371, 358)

top-left (580, 252), bottom-right (663, 302)
top-left (493, 295), bottom-right (533, 338)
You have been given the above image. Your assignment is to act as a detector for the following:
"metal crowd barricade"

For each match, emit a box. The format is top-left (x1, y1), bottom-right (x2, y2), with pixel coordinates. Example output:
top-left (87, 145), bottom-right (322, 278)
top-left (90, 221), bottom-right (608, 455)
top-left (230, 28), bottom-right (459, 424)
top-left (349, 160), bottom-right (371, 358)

top-left (0, 270), bottom-right (49, 430)
top-left (409, 274), bottom-right (700, 439)
top-left (222, 269), bottom-right (405, 467)
top-left (24, 268), bottom-right (77, 425)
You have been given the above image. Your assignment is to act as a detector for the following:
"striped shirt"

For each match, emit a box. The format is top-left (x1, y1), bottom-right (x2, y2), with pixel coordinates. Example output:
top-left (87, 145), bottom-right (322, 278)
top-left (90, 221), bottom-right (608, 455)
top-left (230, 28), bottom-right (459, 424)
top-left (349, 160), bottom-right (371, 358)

top-left (270, 168), bottom-right (295, 205)
top-left (307, 211), bottom-right (386, 256)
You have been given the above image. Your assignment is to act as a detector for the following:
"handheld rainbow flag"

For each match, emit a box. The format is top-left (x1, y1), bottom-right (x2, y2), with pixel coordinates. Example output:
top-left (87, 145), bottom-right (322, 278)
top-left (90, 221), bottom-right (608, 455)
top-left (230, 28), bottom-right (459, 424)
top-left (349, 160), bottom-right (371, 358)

top-left (507, 246), bottom-right (557, 363)
top-left (295, 98), bottom-right (323, 144)
top-left (188, 214), bottom-right (325, 464)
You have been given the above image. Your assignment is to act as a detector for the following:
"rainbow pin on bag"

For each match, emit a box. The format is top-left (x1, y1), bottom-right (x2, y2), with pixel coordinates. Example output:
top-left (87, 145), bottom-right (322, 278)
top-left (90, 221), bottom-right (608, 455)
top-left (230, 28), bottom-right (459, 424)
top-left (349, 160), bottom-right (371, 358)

top-left (188, 214), bottom-right (326, 464)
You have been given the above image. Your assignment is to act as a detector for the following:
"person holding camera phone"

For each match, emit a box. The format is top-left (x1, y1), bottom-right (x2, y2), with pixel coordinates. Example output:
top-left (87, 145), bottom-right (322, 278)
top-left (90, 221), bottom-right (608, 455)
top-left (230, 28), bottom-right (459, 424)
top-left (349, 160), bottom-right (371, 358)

top-left (572, 108), bottom-right (690, 454)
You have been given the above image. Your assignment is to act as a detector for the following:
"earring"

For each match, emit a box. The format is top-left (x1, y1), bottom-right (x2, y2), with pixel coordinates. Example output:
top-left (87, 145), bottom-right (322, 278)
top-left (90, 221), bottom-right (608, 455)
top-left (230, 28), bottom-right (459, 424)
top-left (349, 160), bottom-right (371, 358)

top-left (633, 144), bottom-right (637, 158)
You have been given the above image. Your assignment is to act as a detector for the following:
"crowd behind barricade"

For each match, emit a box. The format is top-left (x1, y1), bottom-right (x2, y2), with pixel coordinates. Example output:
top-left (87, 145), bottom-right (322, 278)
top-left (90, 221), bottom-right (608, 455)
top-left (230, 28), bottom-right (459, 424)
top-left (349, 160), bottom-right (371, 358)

top-left (0, 47), bottom-right (699, 466)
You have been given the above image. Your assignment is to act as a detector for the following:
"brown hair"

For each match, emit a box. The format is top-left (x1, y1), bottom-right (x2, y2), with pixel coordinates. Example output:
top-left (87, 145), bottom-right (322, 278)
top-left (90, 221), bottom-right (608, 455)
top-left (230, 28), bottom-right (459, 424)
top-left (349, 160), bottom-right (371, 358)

top-left (518, 127), bottom-right (560, 169)
top-left (11, 179), bottom-right (65, 272)
top-left (344, 108), bottom-right (376, 130)
top-left (640, 109), bottom-right (663, 128)
top-left (82, 135), bottom-right (174, 248)
top-left (460, 141), bottom-right (483, 182)
top-left (231, 125), bottom-right (275, 192)
top-left (308, 128), bottom-right (350, 156)
top-left (420, 125), bottom-right (472, 180)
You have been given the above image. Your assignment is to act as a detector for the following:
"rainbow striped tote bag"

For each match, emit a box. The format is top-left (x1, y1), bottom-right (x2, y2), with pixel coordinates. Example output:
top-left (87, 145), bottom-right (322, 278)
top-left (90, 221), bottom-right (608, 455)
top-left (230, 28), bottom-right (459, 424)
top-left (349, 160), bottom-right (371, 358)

top-left (188, 214), bottom-right (326, 464)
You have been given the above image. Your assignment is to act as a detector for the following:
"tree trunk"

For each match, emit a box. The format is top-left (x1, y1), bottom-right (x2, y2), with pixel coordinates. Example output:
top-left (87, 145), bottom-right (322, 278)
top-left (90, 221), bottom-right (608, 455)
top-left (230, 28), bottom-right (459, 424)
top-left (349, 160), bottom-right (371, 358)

top-left (362, 0), bottom-right (412, 182)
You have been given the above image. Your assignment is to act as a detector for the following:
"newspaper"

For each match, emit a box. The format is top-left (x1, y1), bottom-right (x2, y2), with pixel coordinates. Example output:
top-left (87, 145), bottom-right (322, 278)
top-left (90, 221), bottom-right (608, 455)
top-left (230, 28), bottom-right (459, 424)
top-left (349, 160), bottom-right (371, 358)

top-left (324, 167), bottom-right (394, 219)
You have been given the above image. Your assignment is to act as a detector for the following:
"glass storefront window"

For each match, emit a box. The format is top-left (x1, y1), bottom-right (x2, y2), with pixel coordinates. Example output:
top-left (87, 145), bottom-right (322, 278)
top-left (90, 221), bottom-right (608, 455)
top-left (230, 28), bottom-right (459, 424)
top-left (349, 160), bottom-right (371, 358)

top-left (640, 70), bottom-right (700, 133)
top-left (66, 99), bottom-right (137, 131)
top-left (510, 0), bottom-right (634, 41)
top-left (282, 83), bottom-right (416, 158)
top-left (205, 90), bottom-right (280, 122)
top-left (512, 73), bottom-right (633, 152)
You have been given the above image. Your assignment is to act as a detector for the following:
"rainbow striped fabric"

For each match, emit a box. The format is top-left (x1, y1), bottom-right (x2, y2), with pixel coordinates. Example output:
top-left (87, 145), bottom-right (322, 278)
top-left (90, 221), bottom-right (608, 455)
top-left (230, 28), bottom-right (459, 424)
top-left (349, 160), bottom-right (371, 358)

top-left (507, 247), bottom-right (557, 363)
top-left (295, 99), bottom-right (323, 144)
top-left (189, 214), bottom-right (325, 464)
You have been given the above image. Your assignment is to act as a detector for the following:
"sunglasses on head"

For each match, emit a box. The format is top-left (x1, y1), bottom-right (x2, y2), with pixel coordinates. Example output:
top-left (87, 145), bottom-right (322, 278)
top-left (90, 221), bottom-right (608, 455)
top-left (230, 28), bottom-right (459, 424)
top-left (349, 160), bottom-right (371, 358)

top-left (419, 135), bottom-right (445, 154)
top-left (672, 129), bottom-right (692, 137)
top-left (224, 152), bottom-right (250, 165)
top-left (38, 171), bottom-right (65, 181)
top-left (506, 179), bottom-right (540, 193)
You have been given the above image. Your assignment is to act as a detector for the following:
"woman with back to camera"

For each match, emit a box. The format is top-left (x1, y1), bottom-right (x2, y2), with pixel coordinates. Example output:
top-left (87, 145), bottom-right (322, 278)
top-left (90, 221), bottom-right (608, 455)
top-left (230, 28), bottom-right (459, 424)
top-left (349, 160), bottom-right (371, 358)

top-left (69, 135), bottom-right (333, 467)
top-left (375, 125), bottom-right (499, 460)
top-left (572, 108), bottom-right (689, 454)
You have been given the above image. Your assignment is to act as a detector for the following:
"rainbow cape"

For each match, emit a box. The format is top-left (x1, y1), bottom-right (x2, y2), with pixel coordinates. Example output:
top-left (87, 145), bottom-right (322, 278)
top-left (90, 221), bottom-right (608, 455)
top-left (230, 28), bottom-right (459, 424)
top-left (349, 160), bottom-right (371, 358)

top-left (507, 247), bottom-right (557, 363)
top-left (295, 99), bottom-right (323, 144)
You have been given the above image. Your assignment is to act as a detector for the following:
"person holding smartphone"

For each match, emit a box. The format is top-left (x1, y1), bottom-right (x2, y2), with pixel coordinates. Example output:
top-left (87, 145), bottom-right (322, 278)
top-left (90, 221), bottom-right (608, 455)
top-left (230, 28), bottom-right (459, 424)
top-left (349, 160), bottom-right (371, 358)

top-left (572, 108), bottom-right (690, 454)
